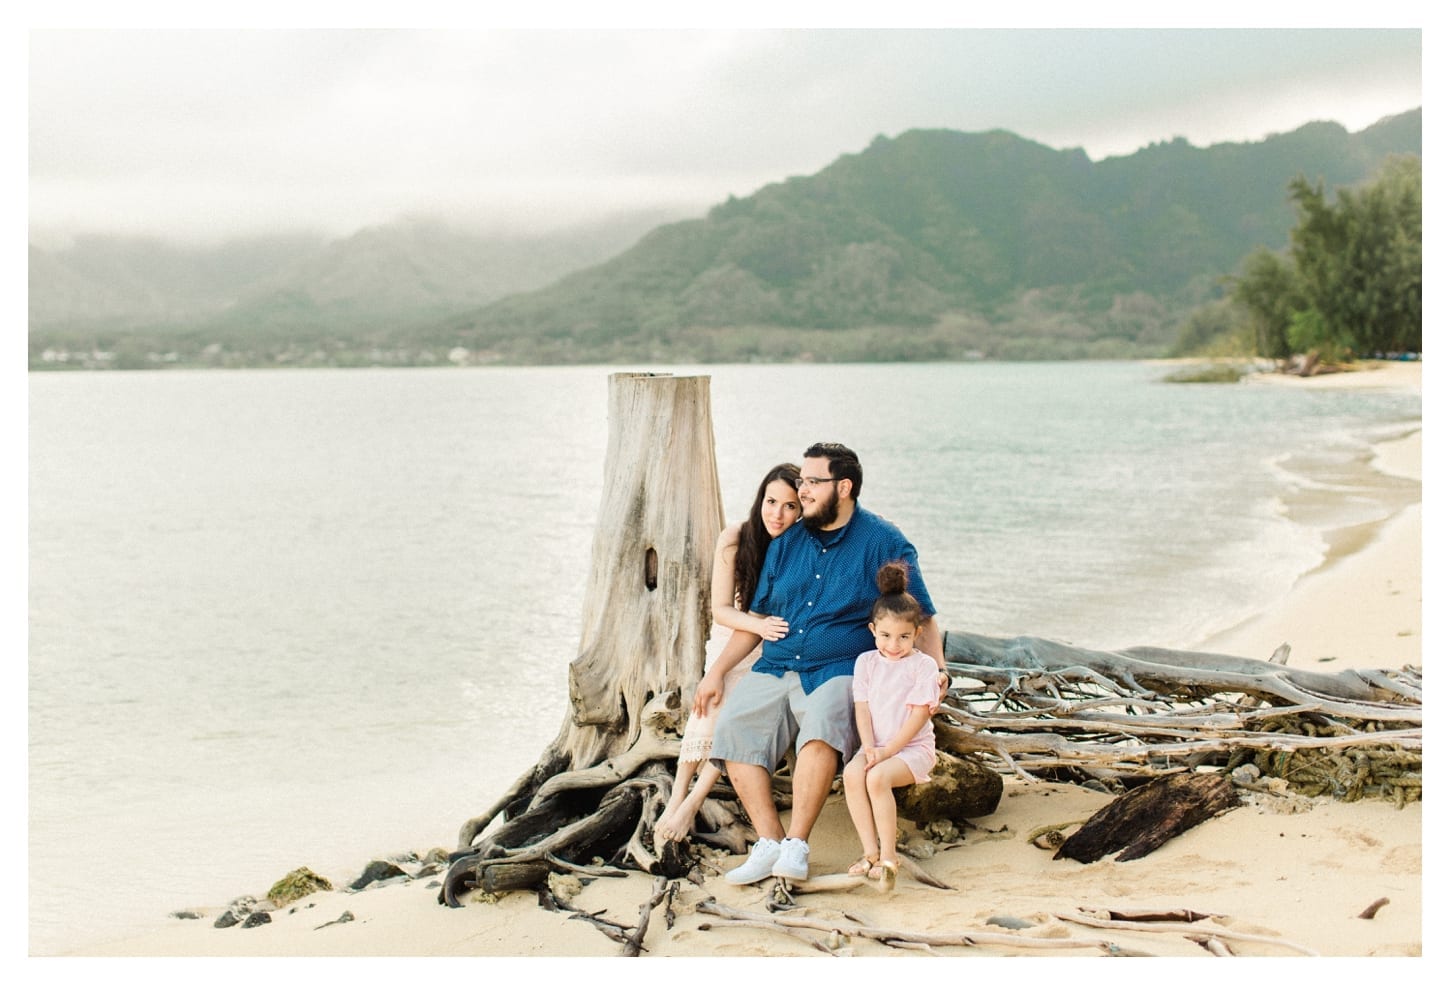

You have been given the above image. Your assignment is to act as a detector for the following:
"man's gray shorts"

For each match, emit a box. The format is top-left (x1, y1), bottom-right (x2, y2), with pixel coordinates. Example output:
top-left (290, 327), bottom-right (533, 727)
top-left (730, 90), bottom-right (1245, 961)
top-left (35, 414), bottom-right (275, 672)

top-left (709, 670), bottom-right (858, 772)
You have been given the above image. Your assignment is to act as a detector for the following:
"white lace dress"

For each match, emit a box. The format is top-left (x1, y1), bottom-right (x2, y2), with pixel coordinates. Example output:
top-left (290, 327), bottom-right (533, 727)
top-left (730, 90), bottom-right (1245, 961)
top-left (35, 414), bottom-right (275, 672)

top-left (678, 634), bottom-right (762, 763)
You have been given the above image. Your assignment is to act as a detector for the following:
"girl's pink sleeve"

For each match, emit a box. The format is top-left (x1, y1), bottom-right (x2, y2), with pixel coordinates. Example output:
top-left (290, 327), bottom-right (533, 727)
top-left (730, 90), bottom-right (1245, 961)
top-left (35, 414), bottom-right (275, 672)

top-left (906, 655), bottom-right (939, 706)
top-left (851, 651), bottom-right (872, 702)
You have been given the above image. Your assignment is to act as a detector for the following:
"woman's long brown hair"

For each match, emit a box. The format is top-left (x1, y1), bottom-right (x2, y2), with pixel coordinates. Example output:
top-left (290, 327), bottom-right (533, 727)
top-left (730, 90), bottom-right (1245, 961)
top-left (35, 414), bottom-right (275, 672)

top-left (732, 462), bottom-right (801, 611)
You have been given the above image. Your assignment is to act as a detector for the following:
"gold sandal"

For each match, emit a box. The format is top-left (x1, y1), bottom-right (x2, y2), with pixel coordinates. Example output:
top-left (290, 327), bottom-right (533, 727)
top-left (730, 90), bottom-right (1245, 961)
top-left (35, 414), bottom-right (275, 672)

top-left (847, 854), bottom-right (879, 877)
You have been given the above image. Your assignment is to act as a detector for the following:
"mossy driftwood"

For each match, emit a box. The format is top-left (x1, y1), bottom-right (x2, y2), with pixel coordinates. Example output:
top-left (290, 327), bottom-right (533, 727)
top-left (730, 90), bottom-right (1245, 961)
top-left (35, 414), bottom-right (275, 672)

top-left (935, 630), bottom-right (1421, 802)
top-left (441, 374), bottom-right (1422, 918)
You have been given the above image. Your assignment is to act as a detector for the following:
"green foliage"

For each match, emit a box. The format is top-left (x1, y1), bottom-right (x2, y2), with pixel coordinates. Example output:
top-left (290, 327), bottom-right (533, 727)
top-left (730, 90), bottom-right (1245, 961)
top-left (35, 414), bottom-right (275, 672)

top-left (1289, 155), bottom-right (1422, 356)
top-left (1286, 308), bottom-right (1354, 362)
top-left (1162, 363), bottom-right (1251, 383)
top-left (1169, 298), bottom-right (1255, 357)
top-left (1230, 248), bottom-right (1302, 358)
top-left (1170, 151), bottom-right (1421, 362)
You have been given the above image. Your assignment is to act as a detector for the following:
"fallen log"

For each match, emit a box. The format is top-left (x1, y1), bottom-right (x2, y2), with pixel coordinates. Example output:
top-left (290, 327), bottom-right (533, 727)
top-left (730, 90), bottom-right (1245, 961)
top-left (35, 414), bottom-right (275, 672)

top-left (944, 630), bottom-right (1421, 717)
top-left (478, 862), bottom-right (551, 894)
top-left (1054, 772), bottom-right (1239, 862)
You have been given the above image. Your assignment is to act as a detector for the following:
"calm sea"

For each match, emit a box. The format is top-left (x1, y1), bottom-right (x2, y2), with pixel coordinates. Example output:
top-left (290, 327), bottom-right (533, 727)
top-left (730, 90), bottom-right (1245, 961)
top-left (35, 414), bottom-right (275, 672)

top-left (27, 362), bottom-right (1420, 954)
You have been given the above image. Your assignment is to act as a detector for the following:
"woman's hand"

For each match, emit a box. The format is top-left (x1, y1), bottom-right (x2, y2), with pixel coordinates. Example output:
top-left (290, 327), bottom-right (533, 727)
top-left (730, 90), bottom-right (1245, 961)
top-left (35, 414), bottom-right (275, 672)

top-left (755, 615), bottom-right (789, 642)
top-left (863, 746), bottom-right (882, 770)
top-left (693, 668), bottom-right (726, 718)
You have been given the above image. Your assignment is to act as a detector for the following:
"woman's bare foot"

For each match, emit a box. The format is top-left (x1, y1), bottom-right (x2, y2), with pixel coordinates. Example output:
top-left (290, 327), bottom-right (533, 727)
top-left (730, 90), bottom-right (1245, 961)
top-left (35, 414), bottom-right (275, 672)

top-left (654, 807), bottom-right (690, 848)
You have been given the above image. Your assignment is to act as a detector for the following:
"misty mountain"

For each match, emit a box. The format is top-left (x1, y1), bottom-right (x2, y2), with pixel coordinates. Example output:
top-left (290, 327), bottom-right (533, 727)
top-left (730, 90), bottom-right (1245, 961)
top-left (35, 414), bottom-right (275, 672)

top-left (30, 109), bottom-right (1420, 367)
top-left (431, 109), bottom-right (1420, 362)
top-left (28, 233), bottom-right (325, 330)
top-left (29, 208), bottom-right (689, 340)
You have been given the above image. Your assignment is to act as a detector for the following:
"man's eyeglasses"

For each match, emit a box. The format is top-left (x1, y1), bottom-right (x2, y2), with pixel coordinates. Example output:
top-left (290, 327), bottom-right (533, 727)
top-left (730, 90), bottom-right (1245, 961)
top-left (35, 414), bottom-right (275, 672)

top-left (795, 475), bottom-right (837, 488)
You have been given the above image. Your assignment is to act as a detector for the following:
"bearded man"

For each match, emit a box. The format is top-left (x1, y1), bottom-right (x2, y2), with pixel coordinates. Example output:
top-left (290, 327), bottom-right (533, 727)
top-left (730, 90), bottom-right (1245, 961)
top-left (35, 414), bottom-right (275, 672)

top-left (692, 442), bottom-right (946, 884)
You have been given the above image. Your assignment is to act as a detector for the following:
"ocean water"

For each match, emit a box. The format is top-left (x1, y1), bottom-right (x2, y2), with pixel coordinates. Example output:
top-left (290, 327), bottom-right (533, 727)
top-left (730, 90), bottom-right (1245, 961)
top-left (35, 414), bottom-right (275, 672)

top-left (26, 362), bottom-right (1420, 954)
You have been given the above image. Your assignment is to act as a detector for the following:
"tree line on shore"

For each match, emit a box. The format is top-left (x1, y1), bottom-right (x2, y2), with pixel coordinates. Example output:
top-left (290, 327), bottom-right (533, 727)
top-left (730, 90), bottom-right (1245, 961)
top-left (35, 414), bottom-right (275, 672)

top-left (1170, 155), bottom-right (1422, 364)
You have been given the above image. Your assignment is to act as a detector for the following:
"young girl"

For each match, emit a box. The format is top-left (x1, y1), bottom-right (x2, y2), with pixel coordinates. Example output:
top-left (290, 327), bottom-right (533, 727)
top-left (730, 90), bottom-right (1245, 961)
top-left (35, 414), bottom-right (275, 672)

top-left (654, 462), bottom-right (802, 846)
top-left (842, 560), bottom-right (940, 889)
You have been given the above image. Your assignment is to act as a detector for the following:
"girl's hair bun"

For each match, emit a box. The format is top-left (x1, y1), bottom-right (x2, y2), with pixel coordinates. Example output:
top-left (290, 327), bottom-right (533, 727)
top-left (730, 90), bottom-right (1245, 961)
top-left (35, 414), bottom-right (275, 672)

top-left (876, 560), bottom-right (909, 596)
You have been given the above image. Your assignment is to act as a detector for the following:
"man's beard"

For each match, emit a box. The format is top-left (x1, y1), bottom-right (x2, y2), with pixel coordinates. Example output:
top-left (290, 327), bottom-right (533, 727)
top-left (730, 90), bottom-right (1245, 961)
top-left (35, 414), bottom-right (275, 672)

top-left (802, 487), bottom-right (840, 530)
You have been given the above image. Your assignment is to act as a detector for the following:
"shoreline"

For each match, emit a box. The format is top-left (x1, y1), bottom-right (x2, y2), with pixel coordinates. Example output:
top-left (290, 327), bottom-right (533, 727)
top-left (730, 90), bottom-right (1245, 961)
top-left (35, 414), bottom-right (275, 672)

top-left (53, 361), bottom-right (1423, 961)
top-left (1198, 361), bottom-right (1421, 668)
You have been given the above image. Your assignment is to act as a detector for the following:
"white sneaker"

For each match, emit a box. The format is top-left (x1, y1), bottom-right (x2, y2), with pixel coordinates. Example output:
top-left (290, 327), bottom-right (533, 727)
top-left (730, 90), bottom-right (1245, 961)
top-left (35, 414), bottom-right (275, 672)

top-left (771, 837), bottom-right (810, 881)
top-left (725, 837), bottom-right (781, 885)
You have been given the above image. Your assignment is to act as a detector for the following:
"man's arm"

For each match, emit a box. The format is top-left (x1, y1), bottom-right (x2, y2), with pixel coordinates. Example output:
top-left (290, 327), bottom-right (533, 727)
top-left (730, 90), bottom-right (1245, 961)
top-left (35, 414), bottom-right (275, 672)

top-left (916, 615), bottom-right (949, 703)
top-left (917, 615), bottom-right (944, 666)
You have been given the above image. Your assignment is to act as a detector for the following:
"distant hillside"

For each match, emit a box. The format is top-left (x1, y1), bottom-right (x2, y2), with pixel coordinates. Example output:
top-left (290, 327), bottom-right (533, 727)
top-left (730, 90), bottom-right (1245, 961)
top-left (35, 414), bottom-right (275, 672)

top-left (203, 213), bottom-right (688, 339)
top-left (30, 109), bottom-right (1421, 368)
top-left (28, 233), bottom-right (325, 330)
top-left (28, 209), bottom-right (685, 367)
top-left (433, 109), bottom-right (1420, 363)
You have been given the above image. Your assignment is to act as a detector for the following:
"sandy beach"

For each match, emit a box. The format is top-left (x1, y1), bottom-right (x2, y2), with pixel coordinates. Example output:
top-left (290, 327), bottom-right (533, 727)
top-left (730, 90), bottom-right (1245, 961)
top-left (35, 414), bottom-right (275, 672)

top-left (54, 361), bottom-right (1424, 964)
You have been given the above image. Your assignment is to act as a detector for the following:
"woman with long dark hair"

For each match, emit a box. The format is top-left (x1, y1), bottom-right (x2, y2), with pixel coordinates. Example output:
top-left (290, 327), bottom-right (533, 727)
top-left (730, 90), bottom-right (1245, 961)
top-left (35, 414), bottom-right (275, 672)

top-left (655, 462), bottom-right (801, 844)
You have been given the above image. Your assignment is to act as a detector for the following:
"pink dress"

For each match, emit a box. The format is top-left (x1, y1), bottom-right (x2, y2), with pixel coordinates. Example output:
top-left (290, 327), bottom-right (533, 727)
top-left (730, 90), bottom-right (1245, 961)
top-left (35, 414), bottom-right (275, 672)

top-left (850, 648), bottom-right (938, 783)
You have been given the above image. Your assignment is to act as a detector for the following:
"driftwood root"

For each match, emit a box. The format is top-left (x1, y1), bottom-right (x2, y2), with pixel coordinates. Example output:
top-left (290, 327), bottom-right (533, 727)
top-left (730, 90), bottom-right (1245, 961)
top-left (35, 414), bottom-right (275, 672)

top-left (1055, 772), bottom-right (1238, 863)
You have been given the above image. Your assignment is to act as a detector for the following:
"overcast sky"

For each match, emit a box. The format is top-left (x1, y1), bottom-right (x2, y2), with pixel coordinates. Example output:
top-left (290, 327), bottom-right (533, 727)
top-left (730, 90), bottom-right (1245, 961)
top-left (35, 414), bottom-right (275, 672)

top-left (27, 22), bottom-right (1424, 245)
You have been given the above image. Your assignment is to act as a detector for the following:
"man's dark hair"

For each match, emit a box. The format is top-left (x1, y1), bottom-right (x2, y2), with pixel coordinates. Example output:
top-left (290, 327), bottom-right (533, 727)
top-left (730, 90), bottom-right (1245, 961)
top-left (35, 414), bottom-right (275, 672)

top-left (803, 442), bottom-right (863, 500)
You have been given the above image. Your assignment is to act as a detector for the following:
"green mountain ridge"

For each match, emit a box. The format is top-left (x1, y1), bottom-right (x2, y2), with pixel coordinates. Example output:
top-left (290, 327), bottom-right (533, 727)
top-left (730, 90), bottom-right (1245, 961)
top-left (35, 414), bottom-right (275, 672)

top-left (30, 109), bottom-right (1420, 367)
top-left (434, 109), bottom-right (1420, 363)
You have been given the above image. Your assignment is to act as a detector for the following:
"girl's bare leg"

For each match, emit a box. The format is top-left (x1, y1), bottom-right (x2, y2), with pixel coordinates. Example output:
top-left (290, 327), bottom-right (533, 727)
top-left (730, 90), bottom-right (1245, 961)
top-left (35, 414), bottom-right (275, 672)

top-left (842, 755), bottom-right (880, 864)
top-left (865, 757), bottom-right (916, 887)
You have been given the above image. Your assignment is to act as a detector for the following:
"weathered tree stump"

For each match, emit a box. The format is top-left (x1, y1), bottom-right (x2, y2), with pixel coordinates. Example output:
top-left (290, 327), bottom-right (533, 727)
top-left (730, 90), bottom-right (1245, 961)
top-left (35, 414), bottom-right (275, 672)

top-left (443, 373), bottom-right (734, 906)
top-left (1054, 772), bottom-right (1239, 863)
